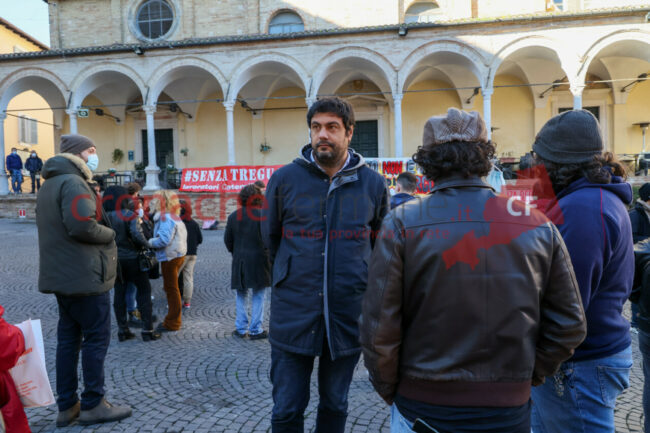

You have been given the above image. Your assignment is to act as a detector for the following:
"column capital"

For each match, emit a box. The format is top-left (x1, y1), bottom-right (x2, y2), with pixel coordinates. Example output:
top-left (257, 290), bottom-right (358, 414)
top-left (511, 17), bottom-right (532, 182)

top-left (65, 108), bottom-right (78, 117)
top-left (142, 105), bottom-right (157, 114)
top-left (392, 93), bottom-right (404, 104)
top-left (481, 87), bottom-right (494, 98)
top-left (569, 84), bottom-right (584, 97)
top-left (223, 101), bottom-right (236, 111)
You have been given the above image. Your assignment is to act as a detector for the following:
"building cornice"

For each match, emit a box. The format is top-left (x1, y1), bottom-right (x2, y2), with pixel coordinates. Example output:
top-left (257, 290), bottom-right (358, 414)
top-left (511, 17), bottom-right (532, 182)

top-left (3, 6), bottom-right (650, 62)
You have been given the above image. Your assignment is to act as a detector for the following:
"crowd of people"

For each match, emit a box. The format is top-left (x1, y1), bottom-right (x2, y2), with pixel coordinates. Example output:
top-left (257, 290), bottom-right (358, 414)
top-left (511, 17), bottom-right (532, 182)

top-left (0, 96), bottom-right (647, 433)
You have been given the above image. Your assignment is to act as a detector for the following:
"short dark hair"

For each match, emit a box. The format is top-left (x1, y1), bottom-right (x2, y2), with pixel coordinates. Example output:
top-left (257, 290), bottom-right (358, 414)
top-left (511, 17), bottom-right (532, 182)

top-left (92, 174), bottom-right (106, 192)
top-left (254, 180), bottom-right (265, 189)
top-left (413, 141), bottom-right (495, 181)
top-left (536, 152), bottom-right (627, 195)
top-left (125, 182), bottom-right (142, 196)
top-left (102, 185), bottom-right (130, 213)
top-left (396, 172), bottom-right (418, 193)
top-left (239, 184), bottom-right (263, 207)
top-left (306, 97), bottom-right (355, 132)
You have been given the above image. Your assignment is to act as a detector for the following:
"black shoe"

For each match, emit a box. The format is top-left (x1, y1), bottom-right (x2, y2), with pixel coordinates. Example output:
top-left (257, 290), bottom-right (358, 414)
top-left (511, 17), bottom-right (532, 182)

top-left (249, 330), bottom-right (268, 340)
top-left (232, 330), bottom-right (247, 338)
top-left (155, 323), bottom-right (176, 333)
top-left (117, 328), bottom-right (136, 342)
top-left (141, 330), bottom-right (162, 341)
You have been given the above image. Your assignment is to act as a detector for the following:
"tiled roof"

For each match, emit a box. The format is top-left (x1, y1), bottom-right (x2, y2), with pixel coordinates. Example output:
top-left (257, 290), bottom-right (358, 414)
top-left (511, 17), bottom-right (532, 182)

top-left (1, 6), bottom-right (649, 61)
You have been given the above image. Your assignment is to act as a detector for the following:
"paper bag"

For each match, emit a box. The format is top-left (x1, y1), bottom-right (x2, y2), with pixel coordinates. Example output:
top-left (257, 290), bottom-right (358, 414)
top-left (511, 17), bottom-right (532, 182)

top-left (9, 319), bottom-right (55, 408)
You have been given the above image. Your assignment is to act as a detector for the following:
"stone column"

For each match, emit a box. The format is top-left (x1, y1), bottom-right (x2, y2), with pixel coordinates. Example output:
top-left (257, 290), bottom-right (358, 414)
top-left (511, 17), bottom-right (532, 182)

top-left (143, 105), bottom-right (160, 191)
top-left (0, 113), bottom-right (8, 195)
top-left (482, 87), bottom-right (493, 140)
top-left (393, 93), bottom-right (403, 158)
top-left (223, 101), bottom-right (236, 165)
top-left (571, 85), bottom-right (583, 110)
top-left (66, 109), bottom-right (78, 134)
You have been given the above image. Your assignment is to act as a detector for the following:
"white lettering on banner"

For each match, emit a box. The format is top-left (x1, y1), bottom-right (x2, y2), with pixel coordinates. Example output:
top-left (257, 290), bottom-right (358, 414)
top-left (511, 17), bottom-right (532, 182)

top-left (249, 169), bottom-right (256, 181)
top-left (208, 171), bottom-right (215, 182)
top-left (239, 168), bottom-right (248, 181)
top-left (184, 170), bottom-right (192, 181)
top-left (230, 168), bottom-right (238, 181)
top-left (180, 165), bottom-right (282, 193)
top-left (257, 168), bottom-right (265, 180)
top-left (199, 170), bottom-right (207, 181)
top-left (192, 171), bottom-right (199, 182)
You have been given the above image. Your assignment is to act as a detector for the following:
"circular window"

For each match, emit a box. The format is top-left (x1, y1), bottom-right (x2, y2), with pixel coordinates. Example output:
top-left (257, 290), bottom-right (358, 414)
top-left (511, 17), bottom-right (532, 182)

top-left (136, 0), bottom-right (174, 40)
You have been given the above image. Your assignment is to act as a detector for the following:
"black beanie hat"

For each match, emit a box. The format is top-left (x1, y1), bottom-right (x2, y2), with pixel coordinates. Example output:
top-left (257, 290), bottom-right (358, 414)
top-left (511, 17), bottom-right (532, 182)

top-left (640, 183), bottom-right (650, 202)
top-left (533, 109), bottom-right (603, 164)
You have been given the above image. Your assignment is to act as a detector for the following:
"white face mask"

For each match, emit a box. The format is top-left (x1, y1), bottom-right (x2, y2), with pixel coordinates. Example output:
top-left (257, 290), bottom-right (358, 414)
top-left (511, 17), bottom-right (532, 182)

top-left (86, 154), bottom-right (99, 172)
top-left (31, 153), bottom-right (36, 157)
top-left (11, 151), bottom-right (16, 155)
top-left (137, 208), bottom-right (144, 218)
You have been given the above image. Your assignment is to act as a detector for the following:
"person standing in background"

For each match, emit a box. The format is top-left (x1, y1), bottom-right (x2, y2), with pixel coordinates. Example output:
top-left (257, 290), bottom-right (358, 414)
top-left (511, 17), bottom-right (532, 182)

top-left (25, 151), bottom-right (43, 194)
top-left (179, 201), bottom-right (202, 310)
top-left (6, 148), bottom-right (23, 194)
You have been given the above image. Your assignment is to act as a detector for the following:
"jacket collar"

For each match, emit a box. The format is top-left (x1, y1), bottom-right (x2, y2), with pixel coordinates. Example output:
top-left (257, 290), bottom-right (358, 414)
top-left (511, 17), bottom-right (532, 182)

top-left (59, 153), bottom-right (93, 181)
top-left (431, 175), bottom-right (494, 193)
top-left (296, 143), bottom-right (365, 177)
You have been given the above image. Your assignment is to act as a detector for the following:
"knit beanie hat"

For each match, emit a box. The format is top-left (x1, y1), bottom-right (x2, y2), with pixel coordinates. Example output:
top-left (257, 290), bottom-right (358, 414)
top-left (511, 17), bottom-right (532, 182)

top-left (60, 134), bottom-right (95, 155)
top-left (533, 109), bottom-right (603, 164)
top-left (640, 183), bottom-right (650, 202)
top-left (423, 108), bottom-right (488, 147)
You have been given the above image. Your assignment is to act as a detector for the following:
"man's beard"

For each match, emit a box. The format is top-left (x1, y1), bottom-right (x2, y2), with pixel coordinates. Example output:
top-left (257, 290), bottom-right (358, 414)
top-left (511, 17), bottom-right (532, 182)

top-left (313, 141), bottom-right (345, 167)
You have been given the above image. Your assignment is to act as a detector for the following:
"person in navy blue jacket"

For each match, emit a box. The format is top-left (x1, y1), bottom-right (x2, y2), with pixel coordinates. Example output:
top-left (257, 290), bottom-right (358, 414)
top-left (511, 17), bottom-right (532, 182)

top-left (530, 110), bottom-right (635, 433)
top-left (5, 148), bottom-right (23, 194)
top-left (262, 97), bottom-right (389, 433)
top-left (24, 151), bottom-right (43, 193)
top-left (390, 171), bottom-right (417, 209)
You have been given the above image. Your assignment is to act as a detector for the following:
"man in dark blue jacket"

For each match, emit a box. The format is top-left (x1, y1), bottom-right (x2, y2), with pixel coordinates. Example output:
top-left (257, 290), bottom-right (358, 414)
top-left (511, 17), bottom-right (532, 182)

top-left (530, 110), bottom-right (634, 433)
top-left (390, 171), bottom-right (417, 209)
top-left (262, 97), bottom-right (389, 433)
top-left (5, 148), bottom-right (23, 194)
top-left (25, 151), bottom-right (43, 193)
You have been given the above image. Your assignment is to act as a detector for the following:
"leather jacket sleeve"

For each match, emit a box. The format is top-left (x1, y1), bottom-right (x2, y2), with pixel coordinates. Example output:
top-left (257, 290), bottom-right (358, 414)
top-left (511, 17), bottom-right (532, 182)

top-left (533, 224), bottom-right (587, 385)
top-left (129, 217), bottom-right (151, 250)
top-left (360, 213), bottom-right (404, 405)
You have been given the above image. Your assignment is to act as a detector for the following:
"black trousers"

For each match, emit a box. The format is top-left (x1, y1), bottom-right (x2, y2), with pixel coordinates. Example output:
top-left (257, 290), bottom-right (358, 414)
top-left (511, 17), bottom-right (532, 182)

top-left (55, 292), bottom-right (111, 411)
top-left (30, 172), bottom-right (40, 192)
top-left (113, 258), bottom-right (154, 331)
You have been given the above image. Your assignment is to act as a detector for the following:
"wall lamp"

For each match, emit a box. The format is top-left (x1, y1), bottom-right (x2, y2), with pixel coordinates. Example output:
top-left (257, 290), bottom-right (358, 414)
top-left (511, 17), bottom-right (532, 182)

top-left (239, 99), bottom-right (258, 115)
top-left (398, 25), bottom-right (408, 37)
top-left (133, 46), bottom-right (144, 56)
top-left (621, 73), bottom-right (648, 93)
top-left (260, 142), bottom-right (272, 153)
top-left (169, 103), bottom-right (192, 119)
top-left (94, 108), bottom-right (121, 123)
top-left (465, 87), bottom-right (480, 104)
top-left (539, 78), bottom-right (565, 98)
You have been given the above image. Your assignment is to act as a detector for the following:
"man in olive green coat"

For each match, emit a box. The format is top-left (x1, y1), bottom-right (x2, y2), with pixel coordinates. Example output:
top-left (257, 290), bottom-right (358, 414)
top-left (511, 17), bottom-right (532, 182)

top-left (37, 134), bottom-right (131, 427)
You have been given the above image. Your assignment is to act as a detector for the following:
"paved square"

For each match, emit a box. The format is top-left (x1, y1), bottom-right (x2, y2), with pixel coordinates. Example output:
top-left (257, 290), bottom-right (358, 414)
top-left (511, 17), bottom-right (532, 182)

top-left (0, 219), bottom-right (643, 432)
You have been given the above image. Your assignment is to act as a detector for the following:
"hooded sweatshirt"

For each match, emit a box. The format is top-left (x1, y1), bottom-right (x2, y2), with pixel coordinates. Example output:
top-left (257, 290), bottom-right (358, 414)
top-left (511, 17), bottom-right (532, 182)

top-left (545, 176), bottom-right (634, 361)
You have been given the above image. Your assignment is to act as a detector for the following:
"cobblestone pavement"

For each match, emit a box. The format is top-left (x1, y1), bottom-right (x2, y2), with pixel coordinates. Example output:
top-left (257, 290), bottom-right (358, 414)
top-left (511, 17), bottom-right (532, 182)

top-left (0, 219), bottom-right (644, 432)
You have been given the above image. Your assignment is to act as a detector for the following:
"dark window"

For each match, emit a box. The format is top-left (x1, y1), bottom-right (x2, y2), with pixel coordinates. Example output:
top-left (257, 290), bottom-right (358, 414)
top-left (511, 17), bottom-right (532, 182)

top-left (142, 129), bottom-right (174, 169)
top-left (137, 0), bottom-right (174, 40)
top-left (350, 120), bottom-right (378, 158)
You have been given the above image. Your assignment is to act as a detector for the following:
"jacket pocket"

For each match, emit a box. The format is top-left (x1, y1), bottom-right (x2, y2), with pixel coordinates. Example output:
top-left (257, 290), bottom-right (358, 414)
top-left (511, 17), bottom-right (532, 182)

top-left (272, 255), bottom-right (291, 288)
top-left (597, 365), bottom-right (631, 408)
top-left (99, 249), bottom-right (117, 283)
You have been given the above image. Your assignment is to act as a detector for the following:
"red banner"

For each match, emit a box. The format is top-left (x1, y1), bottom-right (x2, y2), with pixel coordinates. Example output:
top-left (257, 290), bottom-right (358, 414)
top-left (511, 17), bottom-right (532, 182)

top-left (180, 165), bottom-right (283, 192)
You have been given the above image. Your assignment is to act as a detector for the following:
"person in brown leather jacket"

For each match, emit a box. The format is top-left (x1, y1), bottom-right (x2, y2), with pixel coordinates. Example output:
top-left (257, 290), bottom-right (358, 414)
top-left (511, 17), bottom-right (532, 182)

top-left (360, 108), bottom-right (587, 433)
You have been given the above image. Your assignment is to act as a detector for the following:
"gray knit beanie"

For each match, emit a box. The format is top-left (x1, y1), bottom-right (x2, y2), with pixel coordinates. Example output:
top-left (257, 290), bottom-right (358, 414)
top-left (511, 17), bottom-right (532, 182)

top-left (60, 134), bottom-right (95, 155)
top-left (533, 110), bottom-right (603, 164)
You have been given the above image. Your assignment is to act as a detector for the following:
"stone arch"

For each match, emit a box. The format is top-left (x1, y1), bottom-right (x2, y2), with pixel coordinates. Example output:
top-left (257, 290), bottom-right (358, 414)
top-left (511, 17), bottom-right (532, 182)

top-left (0, 67), bottom-right (68, 112)
top-left (577, 30), bottom-right (650, 85)
top-left (398, 39), bottom-right (488, 93)
top-left (0, 68), bottom-right (68, 128)
top-left (265, 8), bottom-right (307, 33)
top-left (147, 56), bottom-right (228, 106)
top-left (226, 52), bottom-right (310, 102)
top-left (310, 46), bottom-right (397, 98)
top-left (488, 35), bottom-right (578, 89)
top-left (69, 62), bottom-right (147, 109)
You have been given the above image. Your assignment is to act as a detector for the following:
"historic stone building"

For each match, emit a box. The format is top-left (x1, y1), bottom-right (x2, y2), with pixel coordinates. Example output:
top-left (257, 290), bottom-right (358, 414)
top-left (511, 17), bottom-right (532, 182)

top-left (0, 0), bottom-right (649, 191)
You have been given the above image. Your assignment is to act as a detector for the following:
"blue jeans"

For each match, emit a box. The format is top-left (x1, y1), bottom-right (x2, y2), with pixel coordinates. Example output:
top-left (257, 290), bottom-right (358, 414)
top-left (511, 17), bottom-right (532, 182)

top-left (639, 330), bottom-right (650, 433)
top-left (391, 404), bottom-right (417, 432)
top-left (55, 292), bottom-right (111, 411)
top-left (270, 339), bottom-right (360, 433)
top-left (10, 169), bottom-right (22, 193)
top-left (531, 345), bottom-right (632, 433)
top-left (235, 288), bottom-right (266, 335)
top-left (125, 282), bottom-right (137, 313)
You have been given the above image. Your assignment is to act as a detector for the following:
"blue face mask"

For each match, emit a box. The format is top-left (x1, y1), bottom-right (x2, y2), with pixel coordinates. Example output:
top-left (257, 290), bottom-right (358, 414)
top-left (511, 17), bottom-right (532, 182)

top-left (86, 154), bottom-right (99, 172)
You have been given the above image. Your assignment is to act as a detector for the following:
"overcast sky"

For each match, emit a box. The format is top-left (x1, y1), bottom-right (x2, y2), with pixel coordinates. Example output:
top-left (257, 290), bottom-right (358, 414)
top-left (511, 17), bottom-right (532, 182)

top-left (1, 0), bottom-right (50, 47)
